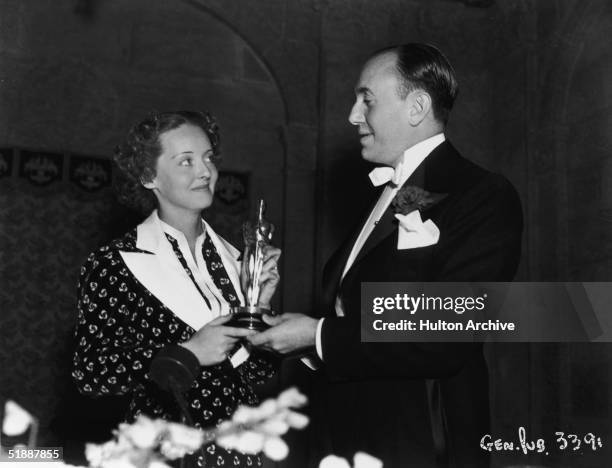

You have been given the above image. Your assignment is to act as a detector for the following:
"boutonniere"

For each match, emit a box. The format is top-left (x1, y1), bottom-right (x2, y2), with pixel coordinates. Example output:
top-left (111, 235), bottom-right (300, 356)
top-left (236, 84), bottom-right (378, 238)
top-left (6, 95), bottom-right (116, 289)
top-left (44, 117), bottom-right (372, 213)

top-left (391, 186), bottom-right (446, 249)
top-left (391, 185), bottom-right (447, 215)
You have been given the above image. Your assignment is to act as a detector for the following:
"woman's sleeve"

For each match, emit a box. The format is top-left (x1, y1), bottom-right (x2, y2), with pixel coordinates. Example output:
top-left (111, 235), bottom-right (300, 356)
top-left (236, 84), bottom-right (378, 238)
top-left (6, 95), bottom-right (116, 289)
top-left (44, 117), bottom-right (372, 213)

top-left (71, 250), bottom-right (168, 397)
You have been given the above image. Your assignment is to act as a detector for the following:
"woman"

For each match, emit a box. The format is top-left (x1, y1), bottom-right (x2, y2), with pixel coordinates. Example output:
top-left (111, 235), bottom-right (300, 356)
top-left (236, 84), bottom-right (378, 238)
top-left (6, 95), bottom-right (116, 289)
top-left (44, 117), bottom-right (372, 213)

top-left (72, 111), bottom-right (280, 467)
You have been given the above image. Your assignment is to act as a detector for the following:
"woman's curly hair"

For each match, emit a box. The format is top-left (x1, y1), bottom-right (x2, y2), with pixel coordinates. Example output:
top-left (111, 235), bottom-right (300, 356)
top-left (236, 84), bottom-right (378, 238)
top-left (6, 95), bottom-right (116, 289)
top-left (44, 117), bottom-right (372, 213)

top-left (113, 110), bottom-right (220, 214)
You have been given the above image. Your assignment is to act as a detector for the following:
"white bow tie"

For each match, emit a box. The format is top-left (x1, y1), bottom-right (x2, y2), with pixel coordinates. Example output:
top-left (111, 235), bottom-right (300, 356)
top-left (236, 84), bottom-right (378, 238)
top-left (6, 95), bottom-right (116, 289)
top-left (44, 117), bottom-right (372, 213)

top-left (369, 164), bottom-right (402, 187)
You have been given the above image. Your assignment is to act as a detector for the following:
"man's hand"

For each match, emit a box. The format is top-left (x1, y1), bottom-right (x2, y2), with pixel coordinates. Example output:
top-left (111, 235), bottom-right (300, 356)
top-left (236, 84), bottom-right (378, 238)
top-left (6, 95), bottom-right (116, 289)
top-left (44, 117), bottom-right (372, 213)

top-left (180, 315), bottom-right (255, 366)
top-left (248, 313), bottom-right (318, 354)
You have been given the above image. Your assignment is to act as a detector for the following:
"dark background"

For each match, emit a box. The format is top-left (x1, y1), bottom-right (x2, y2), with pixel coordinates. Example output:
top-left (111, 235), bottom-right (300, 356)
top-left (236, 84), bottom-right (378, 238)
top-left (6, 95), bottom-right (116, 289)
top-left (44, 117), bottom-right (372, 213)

top-left (1, 0), bottom-right (611, 466)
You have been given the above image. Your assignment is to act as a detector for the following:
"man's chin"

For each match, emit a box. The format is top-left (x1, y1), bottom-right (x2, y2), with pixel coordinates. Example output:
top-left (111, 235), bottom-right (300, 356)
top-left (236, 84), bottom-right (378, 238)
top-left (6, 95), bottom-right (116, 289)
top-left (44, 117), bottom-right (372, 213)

top-left (361, 148), bottom-right (402, 166)
top-left (361, 148), bottom-right (380, 164)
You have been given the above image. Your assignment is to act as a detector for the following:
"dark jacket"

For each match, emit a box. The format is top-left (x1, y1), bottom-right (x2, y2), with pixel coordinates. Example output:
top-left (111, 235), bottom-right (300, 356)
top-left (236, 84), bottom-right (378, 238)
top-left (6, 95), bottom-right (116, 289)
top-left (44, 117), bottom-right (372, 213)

top-left (314, 141), bottom-right (523, 467)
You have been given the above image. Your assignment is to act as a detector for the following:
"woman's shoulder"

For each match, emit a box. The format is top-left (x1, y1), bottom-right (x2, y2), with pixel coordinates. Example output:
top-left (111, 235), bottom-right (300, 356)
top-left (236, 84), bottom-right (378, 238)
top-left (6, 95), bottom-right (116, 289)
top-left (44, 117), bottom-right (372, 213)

top-left (80, 229), bottom-right (143, 273)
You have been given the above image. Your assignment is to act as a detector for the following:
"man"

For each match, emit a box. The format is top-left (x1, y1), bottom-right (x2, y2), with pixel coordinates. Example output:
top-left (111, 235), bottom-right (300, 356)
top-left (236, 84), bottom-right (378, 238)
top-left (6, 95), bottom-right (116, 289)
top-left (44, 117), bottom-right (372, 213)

top-left (250, 43), bottom-right (523, 467)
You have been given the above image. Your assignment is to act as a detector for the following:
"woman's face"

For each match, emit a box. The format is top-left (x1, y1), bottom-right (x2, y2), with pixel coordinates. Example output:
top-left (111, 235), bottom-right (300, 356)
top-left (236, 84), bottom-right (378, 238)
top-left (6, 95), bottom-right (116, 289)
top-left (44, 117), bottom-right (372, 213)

top-left (144, 123), bottom-right (218, 215)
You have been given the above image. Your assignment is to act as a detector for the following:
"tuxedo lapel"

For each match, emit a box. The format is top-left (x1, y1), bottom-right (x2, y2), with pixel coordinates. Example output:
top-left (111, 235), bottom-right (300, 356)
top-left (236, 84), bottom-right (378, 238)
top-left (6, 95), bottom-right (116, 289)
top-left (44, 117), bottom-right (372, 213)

top-left (321, 239), bottom-right (351, 312)
top-left (341, 141), bottom-right (459, 279)
top-left (322, 193), bottom-right (381, 312)
top-left (351, 203), bottom-right (396, 267)
top-left (321, 222), bottom-right (363, 313)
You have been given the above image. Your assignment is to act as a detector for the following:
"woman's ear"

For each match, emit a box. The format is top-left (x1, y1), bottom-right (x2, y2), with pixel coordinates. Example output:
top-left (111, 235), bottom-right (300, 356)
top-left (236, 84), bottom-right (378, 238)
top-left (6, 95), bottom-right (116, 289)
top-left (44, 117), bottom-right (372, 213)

top-left (141, 176), bottom-right (156, 190)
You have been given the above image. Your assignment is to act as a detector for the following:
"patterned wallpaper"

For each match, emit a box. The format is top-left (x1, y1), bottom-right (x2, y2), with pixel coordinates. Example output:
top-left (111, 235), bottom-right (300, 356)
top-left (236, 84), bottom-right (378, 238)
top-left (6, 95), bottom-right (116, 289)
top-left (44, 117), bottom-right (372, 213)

top-left (0, 175), bottom-right (117, 445)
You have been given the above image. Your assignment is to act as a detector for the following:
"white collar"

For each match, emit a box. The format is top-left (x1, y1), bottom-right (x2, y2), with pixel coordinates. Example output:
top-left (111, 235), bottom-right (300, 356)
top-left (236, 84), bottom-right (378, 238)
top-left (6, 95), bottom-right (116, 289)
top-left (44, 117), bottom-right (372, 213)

top-left (135, 210), bottom-right (240, 260)
top-left (393, 133), bottom-right (446, 187)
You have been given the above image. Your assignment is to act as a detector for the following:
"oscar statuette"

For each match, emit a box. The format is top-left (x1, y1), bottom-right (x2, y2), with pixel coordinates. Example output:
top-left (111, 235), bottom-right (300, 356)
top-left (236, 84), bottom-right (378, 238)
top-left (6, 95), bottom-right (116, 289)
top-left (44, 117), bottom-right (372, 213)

top-left (229, 199), bottom-right (277, 331)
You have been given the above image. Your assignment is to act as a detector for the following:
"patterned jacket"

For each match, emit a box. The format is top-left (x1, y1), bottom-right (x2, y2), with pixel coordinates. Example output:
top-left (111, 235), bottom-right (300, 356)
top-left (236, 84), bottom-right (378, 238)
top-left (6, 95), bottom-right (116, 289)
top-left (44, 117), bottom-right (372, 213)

top-left (72, 211), bottom-right (275, 467)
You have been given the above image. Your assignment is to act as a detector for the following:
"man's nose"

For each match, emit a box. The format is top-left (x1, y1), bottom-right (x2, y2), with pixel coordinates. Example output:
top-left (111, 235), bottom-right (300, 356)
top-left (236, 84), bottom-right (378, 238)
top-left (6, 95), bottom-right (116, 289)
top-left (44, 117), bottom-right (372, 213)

top-left (348, 101), bottom-right (364, 125)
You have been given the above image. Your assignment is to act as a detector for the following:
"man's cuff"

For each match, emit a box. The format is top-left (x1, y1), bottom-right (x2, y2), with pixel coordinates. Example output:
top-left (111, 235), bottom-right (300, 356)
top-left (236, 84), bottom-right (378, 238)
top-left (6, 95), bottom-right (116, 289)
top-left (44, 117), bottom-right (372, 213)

top-left (315, 318), bottom-right (325, 361)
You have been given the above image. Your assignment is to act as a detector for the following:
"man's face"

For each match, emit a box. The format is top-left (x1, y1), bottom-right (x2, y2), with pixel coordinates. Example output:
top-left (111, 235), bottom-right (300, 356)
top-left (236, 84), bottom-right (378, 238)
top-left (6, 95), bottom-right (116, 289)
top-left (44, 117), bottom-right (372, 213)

top-left (348, 52), bottom-right (414, 166)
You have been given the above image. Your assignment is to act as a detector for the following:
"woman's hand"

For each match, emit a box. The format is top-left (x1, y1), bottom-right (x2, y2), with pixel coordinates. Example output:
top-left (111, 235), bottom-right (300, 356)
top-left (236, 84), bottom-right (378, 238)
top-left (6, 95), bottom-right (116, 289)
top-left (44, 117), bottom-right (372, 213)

top-left (256, 245), bottom-right (281, 309)
top-left (179, 315), bottom-right (255, 366)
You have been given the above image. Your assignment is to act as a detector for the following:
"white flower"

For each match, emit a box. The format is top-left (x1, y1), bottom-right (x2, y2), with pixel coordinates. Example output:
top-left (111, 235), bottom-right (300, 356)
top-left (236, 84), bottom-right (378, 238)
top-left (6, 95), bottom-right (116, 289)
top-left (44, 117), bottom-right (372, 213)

top-left (217, 429), bottom-right (265, 454)
top-left (96, 458), bottom-right (139, 468)
top-left (259, 415), bottom-right (289, 435)
top-left (257, 399), bottom-right (278, 418)
top-left (119, 416), bottom-right (162, 449)
top-left (216, 388), bottom-right (309, 459)
top-left (231, 405), bottom-right (258, 424)
top-left (319, 455), bottom-right (351, 468)
top-left (318, 452), bottom-right (383, 468)
top-left (285, 410), bottom-right (309, 429)
top-left (236, 431), bottom-right (266, 454)
top-left (262, 436), bottom-right (289, 461)
top-left (165, 421), bottom-right (205, 453)
top-left (148, 461), bottom-right (173, 468)
top-left (84, 442), bottom-right (105, 466)
top-left (2, 400), bottom-right (34, 436)
top-left (159, 439), bottom-right (187, 460)
top-left (354, 452), bottom-right (383, 468)
top-left (277, 387), bottom-right (308, 409)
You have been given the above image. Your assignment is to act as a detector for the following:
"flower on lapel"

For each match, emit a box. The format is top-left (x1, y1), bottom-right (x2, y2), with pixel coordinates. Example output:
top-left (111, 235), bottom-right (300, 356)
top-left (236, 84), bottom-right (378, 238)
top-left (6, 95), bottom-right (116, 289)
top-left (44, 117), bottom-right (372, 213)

top-left (391, 185), bottom-right (445, 249)
top-left (391, 185), bottom-right (447, 215)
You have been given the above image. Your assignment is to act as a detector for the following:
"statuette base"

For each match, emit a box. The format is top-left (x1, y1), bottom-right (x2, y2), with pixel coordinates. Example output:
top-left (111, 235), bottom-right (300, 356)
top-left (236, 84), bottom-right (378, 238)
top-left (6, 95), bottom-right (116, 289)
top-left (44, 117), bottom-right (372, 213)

top-left (229, 306), bottom-right (274, 331)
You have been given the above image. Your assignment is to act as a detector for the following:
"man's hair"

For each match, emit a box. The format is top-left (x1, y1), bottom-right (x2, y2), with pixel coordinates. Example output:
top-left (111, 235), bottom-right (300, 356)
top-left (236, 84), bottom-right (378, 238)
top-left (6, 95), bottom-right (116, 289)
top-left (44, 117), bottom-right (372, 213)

top-left (374, 43), bottom-right (459, 124)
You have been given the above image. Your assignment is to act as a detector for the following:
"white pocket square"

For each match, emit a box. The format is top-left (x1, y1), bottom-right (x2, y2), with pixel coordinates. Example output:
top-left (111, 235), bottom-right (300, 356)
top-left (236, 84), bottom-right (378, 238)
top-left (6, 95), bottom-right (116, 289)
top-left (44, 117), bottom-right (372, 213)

top-left (395, 211), bottom-right (440, 250)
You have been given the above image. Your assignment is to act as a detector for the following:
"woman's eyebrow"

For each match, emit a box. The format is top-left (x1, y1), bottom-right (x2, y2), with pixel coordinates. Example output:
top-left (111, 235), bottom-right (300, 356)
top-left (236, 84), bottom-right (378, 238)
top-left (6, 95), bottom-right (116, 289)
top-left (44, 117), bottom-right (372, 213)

top-left (171, 151), bottom-right (193, 159)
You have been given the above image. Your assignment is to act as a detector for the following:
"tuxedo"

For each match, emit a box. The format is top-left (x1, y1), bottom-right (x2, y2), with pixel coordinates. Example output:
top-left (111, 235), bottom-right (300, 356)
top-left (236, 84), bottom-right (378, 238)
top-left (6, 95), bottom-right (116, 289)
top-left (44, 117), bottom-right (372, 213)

top-left (314, 141), bottom-right (523, 467)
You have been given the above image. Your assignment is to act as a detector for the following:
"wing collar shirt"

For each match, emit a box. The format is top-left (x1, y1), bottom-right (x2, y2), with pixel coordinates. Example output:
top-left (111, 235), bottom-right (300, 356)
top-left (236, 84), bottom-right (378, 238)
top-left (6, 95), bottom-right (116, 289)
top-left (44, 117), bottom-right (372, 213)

top-left (315, 133), bottom-right (446, 360)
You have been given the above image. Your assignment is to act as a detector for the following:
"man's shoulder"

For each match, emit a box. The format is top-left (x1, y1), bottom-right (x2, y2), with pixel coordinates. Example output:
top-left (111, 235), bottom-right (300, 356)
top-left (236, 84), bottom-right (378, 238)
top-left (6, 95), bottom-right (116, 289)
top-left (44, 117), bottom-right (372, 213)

top-left (427, 143), bottom-right (522, 230)
top-left (441, 143), bottom-right (518, 198)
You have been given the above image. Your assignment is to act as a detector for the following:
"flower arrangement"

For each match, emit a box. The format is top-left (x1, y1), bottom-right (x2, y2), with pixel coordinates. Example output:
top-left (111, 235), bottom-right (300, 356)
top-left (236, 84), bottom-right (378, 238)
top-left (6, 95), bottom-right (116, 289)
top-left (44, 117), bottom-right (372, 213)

top-left (84, 416), bottom-right (203, 468)
top-left (84, 387), bottom-right (309, 468)
top-left (2, 390), bottom-right (382, 468)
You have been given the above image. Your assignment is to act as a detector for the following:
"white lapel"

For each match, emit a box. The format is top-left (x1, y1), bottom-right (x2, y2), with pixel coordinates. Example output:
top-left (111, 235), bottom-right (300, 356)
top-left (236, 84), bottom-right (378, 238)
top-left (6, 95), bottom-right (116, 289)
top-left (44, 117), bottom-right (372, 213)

top-left (202, 219), bottom-right (245, 305)
top-left (119, 211), bottom-right (214, 330)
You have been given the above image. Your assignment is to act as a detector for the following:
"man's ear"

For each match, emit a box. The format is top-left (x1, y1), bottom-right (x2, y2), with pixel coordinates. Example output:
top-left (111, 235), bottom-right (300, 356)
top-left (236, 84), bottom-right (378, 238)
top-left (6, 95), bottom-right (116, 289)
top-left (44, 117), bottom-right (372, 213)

top-left (407, 92), bottom-right (432, 125)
